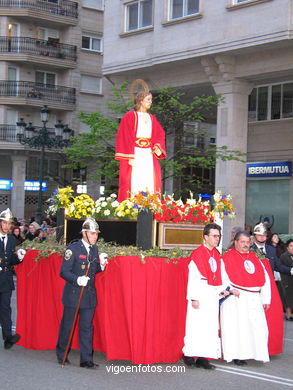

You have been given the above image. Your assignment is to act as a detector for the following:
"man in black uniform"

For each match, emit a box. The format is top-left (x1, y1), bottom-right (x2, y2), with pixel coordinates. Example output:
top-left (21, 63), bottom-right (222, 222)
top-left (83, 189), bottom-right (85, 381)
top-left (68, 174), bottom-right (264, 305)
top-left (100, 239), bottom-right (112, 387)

top-left (0, 208), bottom-right (26, 349)
top-left (56, 217), bottom-right (107, 368)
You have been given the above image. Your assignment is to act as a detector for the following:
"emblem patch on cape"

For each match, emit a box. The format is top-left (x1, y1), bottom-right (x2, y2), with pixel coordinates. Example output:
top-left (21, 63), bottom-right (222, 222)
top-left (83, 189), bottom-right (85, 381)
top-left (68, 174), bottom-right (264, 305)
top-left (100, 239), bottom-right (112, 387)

top-left (209, 257), bottom-right (217, 272)
top-left (244, 260), bottom-right (255, 274)
top-left (64, 249), bottom-right (72, 261)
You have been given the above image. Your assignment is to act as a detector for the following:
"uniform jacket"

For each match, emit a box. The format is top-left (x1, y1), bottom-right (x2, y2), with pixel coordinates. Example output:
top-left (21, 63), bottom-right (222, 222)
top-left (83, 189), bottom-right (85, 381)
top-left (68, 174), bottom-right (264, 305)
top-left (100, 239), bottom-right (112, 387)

top-left (251, 242), bottom-right (291, 274)
top-left (0, 234), bottom-right (20, 292)
top-left (60, 239), bottom-right (102, 309)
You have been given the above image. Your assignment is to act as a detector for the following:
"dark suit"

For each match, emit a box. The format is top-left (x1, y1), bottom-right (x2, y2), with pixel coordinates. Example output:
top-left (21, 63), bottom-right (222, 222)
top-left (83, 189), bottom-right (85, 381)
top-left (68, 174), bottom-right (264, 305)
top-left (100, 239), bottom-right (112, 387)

top-left (251, 242), bottom-right (292, 274)
top-left (0, 234), bottom-right (21, 339)
top-left (56, 239), bottom-right (102, 363)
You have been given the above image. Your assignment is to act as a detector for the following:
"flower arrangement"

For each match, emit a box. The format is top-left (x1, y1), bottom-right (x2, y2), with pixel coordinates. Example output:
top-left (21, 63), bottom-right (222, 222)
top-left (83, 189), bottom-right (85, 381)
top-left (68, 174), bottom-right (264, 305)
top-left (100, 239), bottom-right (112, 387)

top-left (130, 191), bottom-right (162, 213)
top-left (153, 193), bottom-right (211, 224)
top-left (46, 186), bottom-right (74, 215)
top-left (212, 190), bottom-right (235, 219)
top-left (114, 199), bottom-right (138, 219)
top-left (46, 187), bottom-right (235, 223)
top-left (91, 194), bottom-right (120, 219)
top-left (66, 194), bottom-right (95, 219)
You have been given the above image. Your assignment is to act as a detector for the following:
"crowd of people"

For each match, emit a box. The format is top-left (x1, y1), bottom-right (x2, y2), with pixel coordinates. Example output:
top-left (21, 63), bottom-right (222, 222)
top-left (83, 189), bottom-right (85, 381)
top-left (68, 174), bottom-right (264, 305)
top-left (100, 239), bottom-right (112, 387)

top-left (9, 216), bottom-right (57, 244)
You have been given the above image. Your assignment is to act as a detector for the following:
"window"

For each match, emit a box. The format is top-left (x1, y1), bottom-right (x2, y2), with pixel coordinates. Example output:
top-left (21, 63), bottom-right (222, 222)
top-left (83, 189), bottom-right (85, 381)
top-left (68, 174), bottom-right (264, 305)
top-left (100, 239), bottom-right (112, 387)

top-left (80, 75), bottom-right (102, 94)
top-left (82, 34), bottom-right (102, 52)
top-left (248, 82), bottom-right (293, 121)
top-left (169, 0), bottom-right (199, 20)
top-left (83, 0), bottom-right (104, 9)
top-left (125, 0), bottom-right (153, 32)
top-left (35, 71), bottom-right (56, 87)
top-left (38, 27), bottom-right (59, 41)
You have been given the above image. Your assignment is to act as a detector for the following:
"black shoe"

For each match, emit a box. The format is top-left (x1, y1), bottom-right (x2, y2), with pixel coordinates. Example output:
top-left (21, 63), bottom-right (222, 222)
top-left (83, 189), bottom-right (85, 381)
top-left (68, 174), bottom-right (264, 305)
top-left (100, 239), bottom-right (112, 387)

top-left (57, 357), bottom-right (71, 365)
top-left (285, 317), bottom-right (293, 321)
top-left (182, 355), bottom-right (196, 367)
top-left (233, 359), bottom-right (247, 366)
top-left (4, 334), bottom-right (20, 350)
top-left (80, 361), bottom-right (99, 369)
top-left (196, 357), bottom-right (215, 370)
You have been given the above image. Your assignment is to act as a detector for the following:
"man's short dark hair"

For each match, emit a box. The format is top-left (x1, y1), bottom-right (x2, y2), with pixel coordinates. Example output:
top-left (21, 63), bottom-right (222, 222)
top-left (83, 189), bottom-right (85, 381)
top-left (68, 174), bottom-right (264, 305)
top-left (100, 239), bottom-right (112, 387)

top-left (286, 238), bottom-right (293, 247)
top-left (234, 230), bottom-right (250, 241)
top-left (203, 223), bottom-right (221, 237)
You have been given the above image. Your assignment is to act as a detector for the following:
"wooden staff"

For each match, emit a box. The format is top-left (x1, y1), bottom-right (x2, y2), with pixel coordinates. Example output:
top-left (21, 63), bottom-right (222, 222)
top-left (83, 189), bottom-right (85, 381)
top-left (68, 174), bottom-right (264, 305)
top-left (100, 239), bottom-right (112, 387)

top-left (61, 264), bottom-right (91, 367)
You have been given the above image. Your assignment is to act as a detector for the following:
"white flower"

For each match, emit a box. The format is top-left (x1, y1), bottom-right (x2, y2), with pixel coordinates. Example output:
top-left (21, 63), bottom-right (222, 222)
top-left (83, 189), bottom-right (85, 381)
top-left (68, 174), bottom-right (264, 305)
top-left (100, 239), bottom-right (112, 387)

top-left (213, 191), bottom-right (222, 203)
top-left (99, 197), bottom-right (105, 201)
top-left (176, 199), bottom-right (184, 207)
top-left (101, 201), bottom-right (107, 207)
top-left (104, 209), bottom-right (110, 216)
top-left (186, 198), bottom-right (196, 206)
top-left (111, 200), bottom-right (119, 208)
top-left (96, 206), bottom-right (101, 213)
top-left (106, 197), bottom-right (112, 202)
top-left (117, 210), bottom-right (122, 217)
top-left (110, 193), bottom-right (117, 198)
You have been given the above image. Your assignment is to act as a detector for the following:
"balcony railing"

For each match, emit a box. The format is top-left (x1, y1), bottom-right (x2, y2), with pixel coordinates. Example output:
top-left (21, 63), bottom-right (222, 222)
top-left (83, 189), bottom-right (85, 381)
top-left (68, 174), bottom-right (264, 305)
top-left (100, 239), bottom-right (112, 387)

top-left (0, 124), bottom-right (56, 142)
top-left (0, 81), bottom-right (76, 105)
top-left (0, 0), bottom-right (78, 18)
top-left (0, 37), bottom-right (77, 61)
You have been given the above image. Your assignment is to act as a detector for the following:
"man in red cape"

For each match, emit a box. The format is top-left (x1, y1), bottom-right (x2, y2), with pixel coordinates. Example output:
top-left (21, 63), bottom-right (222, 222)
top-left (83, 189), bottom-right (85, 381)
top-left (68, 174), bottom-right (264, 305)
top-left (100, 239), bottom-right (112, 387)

top-left (182, 223), bottom-right (235, 369)
top-left (221, 230), bottom-right (271, 365)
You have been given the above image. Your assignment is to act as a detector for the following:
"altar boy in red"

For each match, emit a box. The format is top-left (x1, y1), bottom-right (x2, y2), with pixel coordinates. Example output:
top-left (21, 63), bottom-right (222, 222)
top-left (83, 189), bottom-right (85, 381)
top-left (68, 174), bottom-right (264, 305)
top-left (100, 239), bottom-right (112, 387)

top-left (182, 223), bottom-right (237, 369)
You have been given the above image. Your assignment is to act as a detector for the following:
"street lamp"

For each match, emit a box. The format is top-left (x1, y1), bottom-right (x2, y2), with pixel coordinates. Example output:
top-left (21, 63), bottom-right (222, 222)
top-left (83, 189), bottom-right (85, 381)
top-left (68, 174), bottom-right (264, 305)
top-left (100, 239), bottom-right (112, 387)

top-left (16, 105), bottom-right (73, 224)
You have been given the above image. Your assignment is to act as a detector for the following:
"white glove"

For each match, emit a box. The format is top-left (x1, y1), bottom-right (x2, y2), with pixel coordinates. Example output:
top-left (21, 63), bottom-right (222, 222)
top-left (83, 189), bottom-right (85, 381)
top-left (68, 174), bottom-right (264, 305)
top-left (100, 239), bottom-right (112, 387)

top-left (290, 268), bottom-right (293, 276)
top-left (99, 252), bottom-right (108, 267)
top-left (17, 248), bottom-right (26, 261)
top-left (77, 275), bottom-right (90, 286)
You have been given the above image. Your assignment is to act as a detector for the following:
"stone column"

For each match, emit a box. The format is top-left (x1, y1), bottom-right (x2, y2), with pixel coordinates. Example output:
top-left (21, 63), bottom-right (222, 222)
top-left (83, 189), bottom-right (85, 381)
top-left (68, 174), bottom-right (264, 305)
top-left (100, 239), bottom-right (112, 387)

top-left (11, 155), bottom-right (27, 219)
top-left (212, 80), bottom-right (253, 247)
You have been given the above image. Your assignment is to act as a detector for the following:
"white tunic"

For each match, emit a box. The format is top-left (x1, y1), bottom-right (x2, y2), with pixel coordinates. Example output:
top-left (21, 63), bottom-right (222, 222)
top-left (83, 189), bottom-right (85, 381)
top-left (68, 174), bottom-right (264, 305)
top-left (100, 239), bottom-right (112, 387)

top-left (182, 260), bottom-right (228, 359)
top-left (131, 112), bottom-right (154, 195)
top-left (220, 265), bottom-right (271, 363)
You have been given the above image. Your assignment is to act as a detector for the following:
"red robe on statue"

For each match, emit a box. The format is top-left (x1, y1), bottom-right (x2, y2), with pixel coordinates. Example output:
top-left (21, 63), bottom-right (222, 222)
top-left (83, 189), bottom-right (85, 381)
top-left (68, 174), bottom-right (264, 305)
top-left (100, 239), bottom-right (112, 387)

top-left (115, 110), bottom-right (166, 202)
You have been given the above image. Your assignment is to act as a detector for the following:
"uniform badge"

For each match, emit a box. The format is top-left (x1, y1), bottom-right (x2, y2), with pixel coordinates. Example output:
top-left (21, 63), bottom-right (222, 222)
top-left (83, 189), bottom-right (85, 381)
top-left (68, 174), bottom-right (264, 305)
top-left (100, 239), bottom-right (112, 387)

top-left (79, 255), bottom-right (87, 259)
top-left (81, 264), bottom-right (86, 269)
top-left (244, 260), bottom-right (255, 274)
top-left (64, 249), bottom-right (73, 261)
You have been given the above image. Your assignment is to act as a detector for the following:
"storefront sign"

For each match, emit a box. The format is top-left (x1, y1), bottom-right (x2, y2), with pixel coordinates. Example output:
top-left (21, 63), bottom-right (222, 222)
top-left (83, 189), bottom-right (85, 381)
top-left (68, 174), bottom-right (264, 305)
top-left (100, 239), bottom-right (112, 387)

top-left (24, 181), bottom-right (47, 192)
top-left (0, 180), bottom-right (47, 191)
top-left (0, 179), bottom-right (12, 190)
top-left (246, 161), bottom-right (292, 178)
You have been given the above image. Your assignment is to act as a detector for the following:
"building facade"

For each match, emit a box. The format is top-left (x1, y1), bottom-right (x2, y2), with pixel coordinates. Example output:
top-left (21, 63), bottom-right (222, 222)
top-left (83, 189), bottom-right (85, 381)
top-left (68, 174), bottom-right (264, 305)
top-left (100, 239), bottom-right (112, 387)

top-left (0, 0), bottom-right (110, 220)
top-left (103, 0), bottom-right (293, 242)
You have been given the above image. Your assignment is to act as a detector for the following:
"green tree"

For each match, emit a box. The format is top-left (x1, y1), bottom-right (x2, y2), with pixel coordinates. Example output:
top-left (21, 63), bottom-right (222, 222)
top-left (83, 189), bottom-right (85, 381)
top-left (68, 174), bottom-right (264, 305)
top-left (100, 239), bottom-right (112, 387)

top-left (64, 84), bottom-right (245, 197)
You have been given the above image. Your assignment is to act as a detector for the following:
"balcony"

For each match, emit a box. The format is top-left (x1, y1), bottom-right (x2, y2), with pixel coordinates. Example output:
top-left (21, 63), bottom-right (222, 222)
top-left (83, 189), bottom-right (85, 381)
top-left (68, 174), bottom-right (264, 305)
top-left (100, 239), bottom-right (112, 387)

top-left (0, 81), bottom-right (76, 110)
top-left (0, 37), bottom-right (77, 67)
top-left (0, 124), bottom-right (56, 142)
top-left (0, 0), bottom-right (78, 25)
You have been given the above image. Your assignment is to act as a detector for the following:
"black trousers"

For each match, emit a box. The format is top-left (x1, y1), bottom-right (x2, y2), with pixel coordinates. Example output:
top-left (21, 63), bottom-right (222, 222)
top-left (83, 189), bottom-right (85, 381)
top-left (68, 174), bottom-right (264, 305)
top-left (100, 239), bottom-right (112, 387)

top-left (56, 306), bottom-right (95, 363)
top-left (0, 290), bottom-right (13, 340)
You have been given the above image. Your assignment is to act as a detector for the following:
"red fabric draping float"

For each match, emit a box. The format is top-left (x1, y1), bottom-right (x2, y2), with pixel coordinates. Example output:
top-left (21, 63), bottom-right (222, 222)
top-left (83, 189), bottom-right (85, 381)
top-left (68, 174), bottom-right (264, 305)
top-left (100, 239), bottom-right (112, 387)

top-left (15, 251), bottom-right (189, 364)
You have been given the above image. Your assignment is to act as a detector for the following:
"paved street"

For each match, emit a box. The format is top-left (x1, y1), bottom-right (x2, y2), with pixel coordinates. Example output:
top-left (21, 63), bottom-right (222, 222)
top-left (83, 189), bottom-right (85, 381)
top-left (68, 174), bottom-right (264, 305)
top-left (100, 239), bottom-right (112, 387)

top-left (1, 287), bottom-right (293, 390)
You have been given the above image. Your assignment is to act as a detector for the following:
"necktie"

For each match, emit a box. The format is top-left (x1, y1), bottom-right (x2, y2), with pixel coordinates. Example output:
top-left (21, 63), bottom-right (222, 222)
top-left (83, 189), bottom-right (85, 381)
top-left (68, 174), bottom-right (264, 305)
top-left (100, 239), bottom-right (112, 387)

top-left (1, 236), bottom-right (5, 249)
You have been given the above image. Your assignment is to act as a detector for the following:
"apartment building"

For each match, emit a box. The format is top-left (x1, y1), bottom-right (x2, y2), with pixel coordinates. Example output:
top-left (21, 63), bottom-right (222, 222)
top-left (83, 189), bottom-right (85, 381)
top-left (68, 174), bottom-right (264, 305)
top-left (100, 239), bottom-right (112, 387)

top-left (103, 0), bottom-right (293, 240)
top-left (0, 0), bottom-right (109, 219)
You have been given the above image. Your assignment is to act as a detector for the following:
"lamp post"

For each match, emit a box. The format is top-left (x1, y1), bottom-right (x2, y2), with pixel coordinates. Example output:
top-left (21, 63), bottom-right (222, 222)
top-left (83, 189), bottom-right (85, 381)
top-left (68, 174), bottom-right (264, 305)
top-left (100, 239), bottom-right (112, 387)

top-left (16, 105), bottom-right (73, 224)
